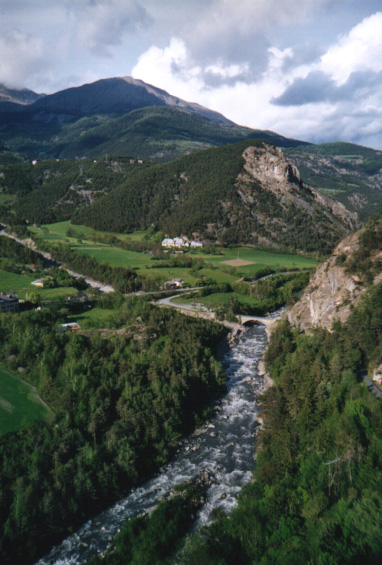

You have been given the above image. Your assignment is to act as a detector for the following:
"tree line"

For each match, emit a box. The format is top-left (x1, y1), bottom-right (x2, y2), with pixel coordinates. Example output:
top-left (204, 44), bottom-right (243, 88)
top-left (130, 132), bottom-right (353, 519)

top-left (0, 300), bottom-right (227, 563)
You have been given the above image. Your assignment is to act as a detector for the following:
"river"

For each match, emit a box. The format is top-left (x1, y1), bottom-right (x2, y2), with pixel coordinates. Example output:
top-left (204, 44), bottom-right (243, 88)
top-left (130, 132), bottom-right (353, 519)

top-left (38, 320), bottom-right (273, 564)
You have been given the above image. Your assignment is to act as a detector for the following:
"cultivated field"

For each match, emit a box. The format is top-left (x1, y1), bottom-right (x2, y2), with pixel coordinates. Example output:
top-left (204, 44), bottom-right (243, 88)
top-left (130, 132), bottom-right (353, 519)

top-left (0, 367), bottom-right (51, 435)
top-left (0, 269), bottom-right (78, 300)
top-left (29, 221), bottom-right (318, 287)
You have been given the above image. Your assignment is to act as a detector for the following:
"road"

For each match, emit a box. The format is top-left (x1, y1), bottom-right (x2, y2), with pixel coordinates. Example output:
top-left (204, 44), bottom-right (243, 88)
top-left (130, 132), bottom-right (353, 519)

top-left (156, 292), bottom-right (276, 330)
top-left (362, 374), bottom-right (382, 401)
top-left (0, 228), bottom-right (115, 293)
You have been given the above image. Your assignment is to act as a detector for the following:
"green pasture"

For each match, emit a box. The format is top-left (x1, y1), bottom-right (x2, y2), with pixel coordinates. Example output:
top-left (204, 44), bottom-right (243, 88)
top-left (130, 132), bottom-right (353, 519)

top-left (67, 307), bottom-right (117, 328)
top-left (0, 367), bottom-right (51, 435)
top-left (0, 269), bottom-right (78, 300)
top-left (193, 247), bottom-right (317, 274)
top-left (29, 222), bottom-right (318, 287)
top-left (0, 194), bottom-right (17, 205)
top-left (79, 246), bottom-right (153, 268)
top-left (172, 291), bottom-right (259, 309)
top-left (29, 220), bottom-right (148, 245)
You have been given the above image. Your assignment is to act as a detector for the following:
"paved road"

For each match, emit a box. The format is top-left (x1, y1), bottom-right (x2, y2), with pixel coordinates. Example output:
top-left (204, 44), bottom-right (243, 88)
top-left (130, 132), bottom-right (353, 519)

top-left (0, 229), bottom-right (115, 293)
top-left (363, 375), bottom-right (382, 401)
top-left (156, 293), bottom-right (277, 330)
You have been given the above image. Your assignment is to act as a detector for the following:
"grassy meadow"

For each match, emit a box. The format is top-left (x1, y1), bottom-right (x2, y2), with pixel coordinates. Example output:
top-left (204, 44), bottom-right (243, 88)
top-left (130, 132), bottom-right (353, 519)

top-left (67, 306), bottom-right (117, 328)
top-left (0, 269), bottom-right (78, 300)
top-left (0, 367), bottom-right (51, 435)
top-left (29, 221), bottom-right (318, 288)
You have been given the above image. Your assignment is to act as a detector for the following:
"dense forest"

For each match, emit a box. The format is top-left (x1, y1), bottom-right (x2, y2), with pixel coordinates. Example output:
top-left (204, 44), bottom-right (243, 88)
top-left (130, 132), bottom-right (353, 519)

top-left (91, 271), bottom-right (382, 564)
top-left (73, 139), bottom-right (348, 254)
top-left (0, 300), bottom-right (227, 563)
top-left (178, 286), bottom-right (382, 563)
top-left (1, 138), bottom-right (352, 254)
top-left (0, 154), bottom-right (153, 225)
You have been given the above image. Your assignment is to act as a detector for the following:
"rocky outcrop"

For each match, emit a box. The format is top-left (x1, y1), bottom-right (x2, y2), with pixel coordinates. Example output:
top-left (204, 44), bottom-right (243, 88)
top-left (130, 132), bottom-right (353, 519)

top-left (287, 231), bottom-right (364, 331)
top-left (238, 144), bottom-right (358, 231)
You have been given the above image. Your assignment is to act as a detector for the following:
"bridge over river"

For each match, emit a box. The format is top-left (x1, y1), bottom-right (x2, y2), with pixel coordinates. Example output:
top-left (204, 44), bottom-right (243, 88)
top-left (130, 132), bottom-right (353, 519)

top-left (156, 294), bottom-right (277, 331)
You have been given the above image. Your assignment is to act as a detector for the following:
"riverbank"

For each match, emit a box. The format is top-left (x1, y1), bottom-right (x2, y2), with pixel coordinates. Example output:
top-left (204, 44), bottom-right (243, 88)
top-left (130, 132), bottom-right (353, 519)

top-left (37, 324), bottom-right (269, 564)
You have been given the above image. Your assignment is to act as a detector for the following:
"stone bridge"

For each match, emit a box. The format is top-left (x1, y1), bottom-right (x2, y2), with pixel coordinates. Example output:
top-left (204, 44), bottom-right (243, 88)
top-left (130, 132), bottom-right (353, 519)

top-left (239, 315), bottom-right (275, 328)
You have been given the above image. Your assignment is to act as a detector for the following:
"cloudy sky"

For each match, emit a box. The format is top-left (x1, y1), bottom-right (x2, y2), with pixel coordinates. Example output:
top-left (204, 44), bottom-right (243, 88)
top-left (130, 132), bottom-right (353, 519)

top-left (1, 0), bottom-right (382, 148)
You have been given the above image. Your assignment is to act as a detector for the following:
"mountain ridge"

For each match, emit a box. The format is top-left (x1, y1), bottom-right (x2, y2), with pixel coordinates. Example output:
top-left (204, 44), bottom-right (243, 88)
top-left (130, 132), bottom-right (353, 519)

top-left (0, 83), bottom-right (43, 106)
top-left (73, 140), bottom-right (356, 254)
top-left (0, 76), bottom-right (309, 161)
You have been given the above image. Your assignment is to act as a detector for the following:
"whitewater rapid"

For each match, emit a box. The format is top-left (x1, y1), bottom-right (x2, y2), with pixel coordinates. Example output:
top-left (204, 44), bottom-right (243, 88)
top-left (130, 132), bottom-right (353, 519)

top-left (38, 322), bottom-right (271, 564)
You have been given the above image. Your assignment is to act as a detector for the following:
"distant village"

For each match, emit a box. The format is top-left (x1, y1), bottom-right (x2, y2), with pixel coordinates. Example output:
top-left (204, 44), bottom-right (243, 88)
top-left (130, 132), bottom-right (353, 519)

top-left (161, 237), bottom-right (203, 249)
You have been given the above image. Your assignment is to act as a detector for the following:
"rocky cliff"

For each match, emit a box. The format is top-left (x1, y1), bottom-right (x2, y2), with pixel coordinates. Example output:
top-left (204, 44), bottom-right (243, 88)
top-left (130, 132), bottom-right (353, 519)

top-left (239, 145), bottom-right (358, 230)
top-left (234, 144), bottom-right (358, 250)
top-left (287, 218), bottom-right (382, 331)
top-left (287, 232), bottom-right (363, 331)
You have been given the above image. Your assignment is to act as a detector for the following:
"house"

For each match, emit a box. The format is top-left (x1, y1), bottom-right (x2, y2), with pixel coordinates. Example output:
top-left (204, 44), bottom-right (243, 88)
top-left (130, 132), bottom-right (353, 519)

top-left (31, 276), bottom-right (54, 288)
top-left (31, 278), bottom-right (45, 288)
top-left (161, 237), bottom-right (193, 249)
top-left (161, 238), bottom-right (175, 248)
top-left (59, 322), bottom-right (81, 333)
top-left (191, 241), bottom-right (203, 248)
top-left (0, 292), bottom-right (20, 312)
top-left (173, 237), bottom-right (185, 248)
top-left (164, 278), bottom-right (184, 289)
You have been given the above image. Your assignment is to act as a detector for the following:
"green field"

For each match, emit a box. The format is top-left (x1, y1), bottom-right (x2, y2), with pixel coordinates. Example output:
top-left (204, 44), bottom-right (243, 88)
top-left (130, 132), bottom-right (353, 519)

top-left (0, 367), bottom-right (51, 435)
top-left (0, 269), bottom-right (78, 300)
top-left (193, 247), bottom-right (317, 273)
top-left (67, 307), bottom-right (117, 328)
top-left (0, 194), bottom-right (17, 205)
top-left (172, 291), bottom-right (260, 308)
top-left (29, 220), bottom-right (147, 244)
top-left (29, 221), bottom-right (318, 287)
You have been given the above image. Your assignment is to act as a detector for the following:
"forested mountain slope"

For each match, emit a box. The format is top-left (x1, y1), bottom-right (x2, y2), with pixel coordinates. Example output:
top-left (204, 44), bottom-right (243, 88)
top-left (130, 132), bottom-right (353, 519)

top-left (285, 142), bottom-right (382, 221)
top-left (162, 213), bottom-right (382, 565)
top-left (75, 140), bottom-right (357, 254)
top-left (0, 154), bottom-right (153, 225)
top-left (0, 302), bottom-right (227, 564)
top-left (0, 76), bottom-right (307, 161)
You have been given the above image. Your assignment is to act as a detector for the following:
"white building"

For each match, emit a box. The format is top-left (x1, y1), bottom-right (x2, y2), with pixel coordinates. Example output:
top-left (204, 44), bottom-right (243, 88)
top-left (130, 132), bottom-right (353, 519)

top-left (161, 238), bottom-right (175, 248)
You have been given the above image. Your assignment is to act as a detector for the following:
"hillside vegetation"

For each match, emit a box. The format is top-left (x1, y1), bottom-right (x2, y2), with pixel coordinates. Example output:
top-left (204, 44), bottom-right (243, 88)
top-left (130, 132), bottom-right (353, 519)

top-left (168, 284), bottom-right (382, 564)
top-left (0, 301), bottom-right (227, 564)
top-left (74, 140), bottom-right (355, 254)
top-left (0, 76), bottom-right (307, 161)
top-left (0, 155), bottom-right (153, 225)
top-left (285, 142), bottom-right (382, 220)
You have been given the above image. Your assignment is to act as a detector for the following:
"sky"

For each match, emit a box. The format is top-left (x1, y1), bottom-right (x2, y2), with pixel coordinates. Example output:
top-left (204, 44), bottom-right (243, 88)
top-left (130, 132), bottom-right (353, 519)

top-left (1, 0), bottom-right (382, 149)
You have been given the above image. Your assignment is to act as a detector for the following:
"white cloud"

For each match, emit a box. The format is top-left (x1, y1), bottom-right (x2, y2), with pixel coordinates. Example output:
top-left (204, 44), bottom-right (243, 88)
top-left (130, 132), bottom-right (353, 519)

top-left (321, 12), bottom-right (382, 84)
top-left (132, 39), bottom-right (289, 124)
top-left (75, 0), bottom-right (152, 57)
top-left (132, 37), bottom-right (205, 100)
top-left (0, 31), bottom-right (44, 88)
top-left (132, 9), bottom-right (382, 149)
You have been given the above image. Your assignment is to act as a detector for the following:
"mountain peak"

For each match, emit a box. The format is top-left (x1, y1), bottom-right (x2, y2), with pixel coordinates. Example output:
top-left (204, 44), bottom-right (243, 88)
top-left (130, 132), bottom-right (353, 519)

top-left (0, 83), bottom-right (42, 105)
top-left (30, 75), bottom-right (233, 124)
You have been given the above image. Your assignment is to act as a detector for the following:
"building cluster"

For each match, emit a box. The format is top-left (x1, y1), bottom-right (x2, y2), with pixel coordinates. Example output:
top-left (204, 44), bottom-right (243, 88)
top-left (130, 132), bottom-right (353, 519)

top-left (163, 278), bottom-right (184, 290)
top-left (31, 276), bottom-right (53, 288)
top-left (161, 237), bottom-right (203, 249)
top-left (59, 322), bottom-right (81, 333)
top-left (0, 292), bottom-right (20, 312)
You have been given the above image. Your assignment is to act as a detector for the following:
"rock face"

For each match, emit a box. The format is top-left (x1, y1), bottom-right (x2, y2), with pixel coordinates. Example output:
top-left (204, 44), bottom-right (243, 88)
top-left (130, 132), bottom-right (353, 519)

top-left (238, 144), bottom-right (358, 232)
top-left (288, 231), bottom-right (364, 331)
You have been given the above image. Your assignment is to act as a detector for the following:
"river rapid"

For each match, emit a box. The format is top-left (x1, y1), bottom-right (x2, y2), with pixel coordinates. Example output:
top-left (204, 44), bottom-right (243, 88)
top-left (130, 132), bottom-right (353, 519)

top-left (38, 321), bottom-right (272, 564)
